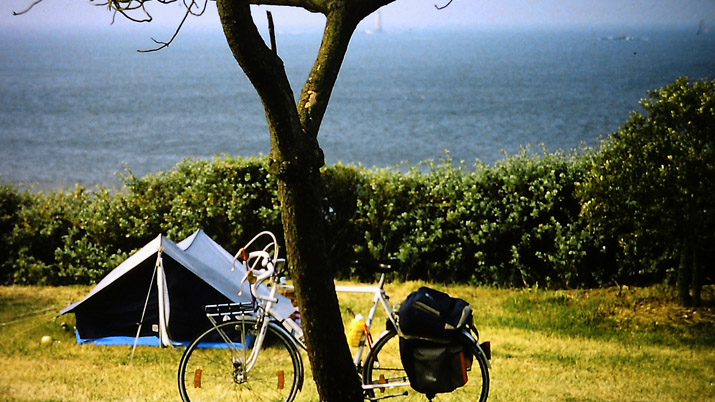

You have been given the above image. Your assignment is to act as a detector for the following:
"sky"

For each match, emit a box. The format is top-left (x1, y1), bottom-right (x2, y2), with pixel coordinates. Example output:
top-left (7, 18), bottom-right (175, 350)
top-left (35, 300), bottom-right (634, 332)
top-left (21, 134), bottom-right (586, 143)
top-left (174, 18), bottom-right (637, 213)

top-left (1, 0), bottom-right (714, 32)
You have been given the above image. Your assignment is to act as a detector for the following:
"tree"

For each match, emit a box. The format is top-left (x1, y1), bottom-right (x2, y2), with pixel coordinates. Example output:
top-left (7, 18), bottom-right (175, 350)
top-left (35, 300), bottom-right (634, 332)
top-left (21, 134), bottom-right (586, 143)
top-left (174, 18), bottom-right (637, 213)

top-left (213, 2), bottom-right (398, 399)
top-left (581, 77), bottom-right (715, 306)
top-left (18, 0), bottom-right (401, 399)
top-left (218, 2), bottom-right (411, 399)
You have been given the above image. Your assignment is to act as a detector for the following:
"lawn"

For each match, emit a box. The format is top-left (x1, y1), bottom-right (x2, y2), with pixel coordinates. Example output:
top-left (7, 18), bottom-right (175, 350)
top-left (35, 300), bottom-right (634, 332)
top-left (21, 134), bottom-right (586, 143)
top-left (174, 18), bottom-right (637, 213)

top-left (1, 284), bottom-right (713, 401)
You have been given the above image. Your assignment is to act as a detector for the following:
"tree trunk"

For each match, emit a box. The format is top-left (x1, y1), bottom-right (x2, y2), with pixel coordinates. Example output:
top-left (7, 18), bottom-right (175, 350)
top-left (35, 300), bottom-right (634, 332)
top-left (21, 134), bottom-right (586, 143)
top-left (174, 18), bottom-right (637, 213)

top-left (277, 167), bottom-right (364, 401)
top-left (691, 245), bottom-right (704, 306)
top-left (677, 243), bottom-right (693, 306)
top-left (216, 1), bottom-right (365, 400)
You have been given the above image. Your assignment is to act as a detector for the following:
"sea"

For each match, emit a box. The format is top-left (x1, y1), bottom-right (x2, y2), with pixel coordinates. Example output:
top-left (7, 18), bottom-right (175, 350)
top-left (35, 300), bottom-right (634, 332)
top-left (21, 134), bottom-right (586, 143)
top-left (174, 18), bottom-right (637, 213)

top-left (1, 25), bottom-right (713, 190)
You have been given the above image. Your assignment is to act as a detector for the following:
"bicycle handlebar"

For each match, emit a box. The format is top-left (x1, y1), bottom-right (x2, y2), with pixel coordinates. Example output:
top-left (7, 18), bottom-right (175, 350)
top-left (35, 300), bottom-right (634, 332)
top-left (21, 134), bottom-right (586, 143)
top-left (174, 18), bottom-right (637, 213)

top-left (235, 250), bottom-right (281, 303)
top-left (233, 231), bottom-right (281, 303)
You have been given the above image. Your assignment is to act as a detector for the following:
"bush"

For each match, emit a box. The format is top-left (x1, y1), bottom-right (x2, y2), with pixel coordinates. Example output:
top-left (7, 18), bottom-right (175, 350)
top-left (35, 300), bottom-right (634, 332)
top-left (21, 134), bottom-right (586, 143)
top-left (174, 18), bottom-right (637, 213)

top-left (348, 151), bottom-right (593, 287)
top-left (115, 156), bottom-right (282, 251)
top-left (2, 156), bottom-right (284, 285)
top-left (6, 152), bottom-right (598, 287)
top-left (579, 77), bottom-right (715, 304)
top-left (1, 183), bottom-right (31, 284)
top-left (3, 187), bottom-right (86, 284)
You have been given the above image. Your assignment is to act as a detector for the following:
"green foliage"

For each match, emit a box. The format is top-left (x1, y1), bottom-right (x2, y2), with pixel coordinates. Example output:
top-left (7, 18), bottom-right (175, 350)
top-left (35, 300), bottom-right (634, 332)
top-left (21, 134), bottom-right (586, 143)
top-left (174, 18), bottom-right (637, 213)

top-left (321, 163), bottom-right (365, 277)
top-left (349, 151), bottom-right (591, 287)
top-left (579, 77), bottom-right (715, 286)
top-left (0, 183), bottom-right (31, 284)
top-left (5, 152), bottom-right (596, 287)
top-left (116, 156), bottom-right (282, 251)
top-left (2, 156), bottom-right (283, 285)
top-left (5, 187), bottom-right (87, 285)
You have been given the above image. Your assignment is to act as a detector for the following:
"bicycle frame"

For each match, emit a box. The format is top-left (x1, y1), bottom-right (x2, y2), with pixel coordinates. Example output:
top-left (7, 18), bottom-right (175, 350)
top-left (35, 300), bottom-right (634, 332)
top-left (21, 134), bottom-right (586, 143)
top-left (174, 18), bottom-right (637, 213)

top-left (205, 269), bottom-right (399, 386)
top-left (278, 271), bottom-right (398, 365)
top-left (335, 274), bottom-right (398, 368)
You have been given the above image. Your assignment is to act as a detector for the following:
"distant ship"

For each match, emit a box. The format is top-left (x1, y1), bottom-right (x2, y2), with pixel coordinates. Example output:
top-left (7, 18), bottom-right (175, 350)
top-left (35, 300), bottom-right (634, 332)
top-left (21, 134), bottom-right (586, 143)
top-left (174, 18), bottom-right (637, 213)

top-left (697, 19), bottom-right (711, 35)
top-left (599, 35), bottom-right (643, 41)
top-left (365, 11), bottom-right (383, 34)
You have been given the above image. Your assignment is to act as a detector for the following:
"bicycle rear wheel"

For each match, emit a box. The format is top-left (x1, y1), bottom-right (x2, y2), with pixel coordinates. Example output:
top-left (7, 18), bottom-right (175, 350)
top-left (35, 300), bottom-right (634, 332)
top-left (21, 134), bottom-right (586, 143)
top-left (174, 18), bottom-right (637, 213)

top-left (363, 329), bottom-right (489, 402)
top-left (178, 318), bottom-right (303, 402)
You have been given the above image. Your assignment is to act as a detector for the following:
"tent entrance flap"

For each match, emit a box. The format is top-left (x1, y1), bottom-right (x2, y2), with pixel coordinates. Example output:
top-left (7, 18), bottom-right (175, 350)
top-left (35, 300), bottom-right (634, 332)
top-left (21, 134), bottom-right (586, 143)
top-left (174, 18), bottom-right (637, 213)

top-left (132, 247), bottom-right (172, 350)
top-left (156, 249), bottom-right (172, 347)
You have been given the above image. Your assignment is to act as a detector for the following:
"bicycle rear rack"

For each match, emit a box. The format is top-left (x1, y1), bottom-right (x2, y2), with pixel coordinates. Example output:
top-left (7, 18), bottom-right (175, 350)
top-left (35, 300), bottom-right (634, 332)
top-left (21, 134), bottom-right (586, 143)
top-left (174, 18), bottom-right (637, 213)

top-left (204, 302), bottom-right (256, 318)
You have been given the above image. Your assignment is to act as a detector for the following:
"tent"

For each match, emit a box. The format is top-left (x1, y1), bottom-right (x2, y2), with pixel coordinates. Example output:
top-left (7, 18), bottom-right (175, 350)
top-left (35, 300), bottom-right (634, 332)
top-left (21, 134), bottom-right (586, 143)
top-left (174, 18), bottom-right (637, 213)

top-left (61, 230), bottom-right (294, 346)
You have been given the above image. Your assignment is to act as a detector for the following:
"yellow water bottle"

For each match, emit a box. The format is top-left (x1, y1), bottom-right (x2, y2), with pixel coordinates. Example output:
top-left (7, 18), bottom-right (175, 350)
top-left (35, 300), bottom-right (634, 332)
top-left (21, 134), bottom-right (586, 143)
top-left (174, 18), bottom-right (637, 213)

top-left (347, 314), bottom-right (365, 347)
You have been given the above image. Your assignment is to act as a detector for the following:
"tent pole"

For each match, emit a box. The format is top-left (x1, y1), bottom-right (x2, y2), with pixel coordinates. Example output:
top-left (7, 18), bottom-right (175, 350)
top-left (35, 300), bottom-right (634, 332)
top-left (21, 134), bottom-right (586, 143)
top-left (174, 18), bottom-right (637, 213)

top-left (130, 248), bottom-right (161, 363)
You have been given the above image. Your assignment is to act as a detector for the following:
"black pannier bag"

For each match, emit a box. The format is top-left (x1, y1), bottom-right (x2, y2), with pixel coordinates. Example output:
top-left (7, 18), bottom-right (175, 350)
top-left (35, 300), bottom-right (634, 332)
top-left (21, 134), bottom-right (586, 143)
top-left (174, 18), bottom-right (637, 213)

top-left (397, 287), bottom-right (474, 396)
top-left (398, 286), bottom-right (473, 338)
top-left (399, 337), bottom-right (473, 396)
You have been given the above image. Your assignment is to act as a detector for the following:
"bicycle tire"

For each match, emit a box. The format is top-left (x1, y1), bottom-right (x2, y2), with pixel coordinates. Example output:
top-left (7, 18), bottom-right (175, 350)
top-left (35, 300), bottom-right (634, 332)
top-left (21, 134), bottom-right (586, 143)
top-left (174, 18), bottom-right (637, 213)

top-left (178, 318), bottom-right (304, 402)
top-left (363, 329), bottom-right (490, 402)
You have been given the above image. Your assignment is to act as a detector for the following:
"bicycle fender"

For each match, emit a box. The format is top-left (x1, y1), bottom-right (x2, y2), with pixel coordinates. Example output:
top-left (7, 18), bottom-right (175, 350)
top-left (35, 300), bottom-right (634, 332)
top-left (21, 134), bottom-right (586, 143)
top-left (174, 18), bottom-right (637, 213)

top-left (462, 329), bottom-right (492, 370)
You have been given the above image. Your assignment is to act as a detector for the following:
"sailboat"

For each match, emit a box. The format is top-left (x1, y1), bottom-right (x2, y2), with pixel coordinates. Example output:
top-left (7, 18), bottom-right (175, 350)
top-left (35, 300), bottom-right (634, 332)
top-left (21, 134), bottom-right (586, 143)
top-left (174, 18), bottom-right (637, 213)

top-left (696, 19), bottom-right (711, 35)
top-left (365, 11), bottom-right (383, 34)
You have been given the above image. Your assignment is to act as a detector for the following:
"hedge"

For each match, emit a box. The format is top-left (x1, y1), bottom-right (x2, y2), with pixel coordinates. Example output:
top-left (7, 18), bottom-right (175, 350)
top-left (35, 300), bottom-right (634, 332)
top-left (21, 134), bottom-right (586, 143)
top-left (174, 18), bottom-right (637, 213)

top-left (0, 151), bottom-right (656, 288)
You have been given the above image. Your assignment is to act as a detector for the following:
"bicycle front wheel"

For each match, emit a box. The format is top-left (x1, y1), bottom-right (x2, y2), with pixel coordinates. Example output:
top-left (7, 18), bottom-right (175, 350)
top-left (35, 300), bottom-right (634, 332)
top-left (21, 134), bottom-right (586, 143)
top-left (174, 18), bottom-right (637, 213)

top-left (178, 318), bottom-right (303, 402)
top-left (363, 329), bottom-right (490, 402)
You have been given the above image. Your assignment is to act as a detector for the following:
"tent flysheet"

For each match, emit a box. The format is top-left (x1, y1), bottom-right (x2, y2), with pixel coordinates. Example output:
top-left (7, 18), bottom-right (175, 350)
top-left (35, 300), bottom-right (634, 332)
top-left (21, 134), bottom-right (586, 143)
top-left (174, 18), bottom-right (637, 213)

top-left (61, 230), bottom-right (293, 346)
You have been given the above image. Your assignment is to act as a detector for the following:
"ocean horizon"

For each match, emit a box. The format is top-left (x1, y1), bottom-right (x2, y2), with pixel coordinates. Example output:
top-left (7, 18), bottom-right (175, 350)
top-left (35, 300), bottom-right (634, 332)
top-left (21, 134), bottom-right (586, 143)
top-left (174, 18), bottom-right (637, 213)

top-left (1, 25), bottom-right (713, 190)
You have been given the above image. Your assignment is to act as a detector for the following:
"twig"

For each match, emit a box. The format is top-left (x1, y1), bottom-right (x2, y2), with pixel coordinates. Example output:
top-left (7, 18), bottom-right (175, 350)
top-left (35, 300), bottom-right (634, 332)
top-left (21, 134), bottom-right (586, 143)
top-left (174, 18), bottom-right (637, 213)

top-left (12, 0), bottom-right (45, 16)
top-left (435, 0), bottom-right (454, 10)
top-left (137, 0), bottom-right (205, 52)
top-left (17, 0), bottom-right (207, 52)
top-left (138, 6), bottom-right (190, 52)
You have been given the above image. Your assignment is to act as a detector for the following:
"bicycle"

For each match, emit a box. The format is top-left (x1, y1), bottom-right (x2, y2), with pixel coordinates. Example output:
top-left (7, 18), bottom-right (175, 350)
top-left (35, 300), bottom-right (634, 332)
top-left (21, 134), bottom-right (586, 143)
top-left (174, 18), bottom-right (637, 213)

top-left (177, 231), bottom-right (491, 401)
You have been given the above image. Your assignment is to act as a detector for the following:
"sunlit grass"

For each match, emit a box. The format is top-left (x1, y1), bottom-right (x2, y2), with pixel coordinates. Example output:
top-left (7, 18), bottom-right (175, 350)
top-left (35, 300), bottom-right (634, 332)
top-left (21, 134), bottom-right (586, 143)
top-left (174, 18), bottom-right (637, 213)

top-left (1, 284), bottom-right (713, 401)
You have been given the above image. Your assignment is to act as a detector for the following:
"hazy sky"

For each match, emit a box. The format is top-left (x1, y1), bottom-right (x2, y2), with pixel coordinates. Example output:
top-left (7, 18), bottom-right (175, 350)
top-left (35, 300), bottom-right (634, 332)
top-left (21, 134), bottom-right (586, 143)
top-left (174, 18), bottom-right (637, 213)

top-left (2, 0), bottom-right (714, 31)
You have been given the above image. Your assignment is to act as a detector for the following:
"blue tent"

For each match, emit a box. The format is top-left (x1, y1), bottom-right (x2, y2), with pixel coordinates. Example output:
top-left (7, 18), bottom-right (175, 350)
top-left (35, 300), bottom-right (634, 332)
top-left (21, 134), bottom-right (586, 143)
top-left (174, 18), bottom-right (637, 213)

top-left (61, 230), bottom-right (293, 346)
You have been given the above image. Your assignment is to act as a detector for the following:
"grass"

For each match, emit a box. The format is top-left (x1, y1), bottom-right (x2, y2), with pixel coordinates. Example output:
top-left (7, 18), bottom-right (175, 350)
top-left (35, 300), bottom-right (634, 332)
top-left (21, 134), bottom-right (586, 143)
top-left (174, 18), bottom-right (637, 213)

top-left (1, 283), bottom-right (713, 401)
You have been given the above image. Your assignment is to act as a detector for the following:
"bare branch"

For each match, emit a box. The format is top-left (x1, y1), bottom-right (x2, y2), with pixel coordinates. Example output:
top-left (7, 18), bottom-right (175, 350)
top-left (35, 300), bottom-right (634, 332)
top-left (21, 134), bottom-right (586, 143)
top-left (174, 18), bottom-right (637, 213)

top-left (435, 0), bottom-right (454, 10)
top-left (186, 0), bottom-right (209, 16)
top-left (248, 0), bottom-right (324, 14)
top-left (106, 0), bottom-right (153, 23)
top-left (12, 0), bottom-right (44, 16)
top-left (94, 0), bottom-right (209, 51)
top-left (115, 9), bottom-right (152, 23)
top-left (17, 0), bottom-right (211, 51)
top-left (137, 0), bottom-right (200, 52)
